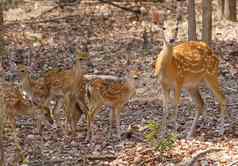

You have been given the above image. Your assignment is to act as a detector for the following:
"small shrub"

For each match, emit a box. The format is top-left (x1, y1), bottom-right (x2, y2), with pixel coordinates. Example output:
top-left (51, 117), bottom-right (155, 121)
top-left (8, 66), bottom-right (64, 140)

top-left (145, 120), bottom-right (177, 153)
top-left (153, 0), bottom-right (164, 3)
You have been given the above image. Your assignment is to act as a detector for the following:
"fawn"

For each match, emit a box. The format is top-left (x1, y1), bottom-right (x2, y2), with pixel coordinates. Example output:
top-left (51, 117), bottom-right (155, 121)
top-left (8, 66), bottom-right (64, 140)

top-left (82, 71), bottom-right (137, 141)
top-left (0, 71), bottom-right (54, 163)
top-left (154, 26), bottom-right (227, 138)
top-left (20, 47), bottom-right (84, 129)
top-left (63, 70), bottom-right (88, 135)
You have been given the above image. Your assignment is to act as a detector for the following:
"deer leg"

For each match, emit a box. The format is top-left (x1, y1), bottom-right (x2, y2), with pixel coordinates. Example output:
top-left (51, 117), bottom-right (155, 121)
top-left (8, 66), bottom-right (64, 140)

top-left (172, 84), bottom-right (182, 132)
top-left (63, 94), bottom-right (71, 135)
top-left (112, 105), bottom-right (123, 140)
top-left (52, 98), bottom-right (64, 129)
top-left (71, 103), bottom-right (83, 135)
top-left (0, 111), bottom-right (5, 166)
top-left (37, 113), bottom-right (45, 166)
top-left (86, 106), bottom-right (100, 143)
top-left (187, 88), bottom-right (204, 138)
top-left (63, 93), bottom-right (81, 136)
top-left (75, 100), bottom-right (88, 129)
top-left (86, 113), bottom-right (92, 142)
top-left (10, 118), bottom-right (25, 164)
top-left (160, 84), bottom-right (170, 138)
top-left (205, 75), bottom-right (227, 135)
top-left (109, 109), bottom-right (116, 139)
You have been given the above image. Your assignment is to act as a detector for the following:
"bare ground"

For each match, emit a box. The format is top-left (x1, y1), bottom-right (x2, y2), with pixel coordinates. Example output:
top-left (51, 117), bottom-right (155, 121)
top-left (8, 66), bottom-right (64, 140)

top-left (1, 1), bottom-right (238, 165)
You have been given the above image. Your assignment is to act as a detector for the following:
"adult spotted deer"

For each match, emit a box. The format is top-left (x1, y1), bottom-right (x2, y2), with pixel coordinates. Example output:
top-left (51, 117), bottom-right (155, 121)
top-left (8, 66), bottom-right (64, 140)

top-left (153, 14), bottom-right (227, 138)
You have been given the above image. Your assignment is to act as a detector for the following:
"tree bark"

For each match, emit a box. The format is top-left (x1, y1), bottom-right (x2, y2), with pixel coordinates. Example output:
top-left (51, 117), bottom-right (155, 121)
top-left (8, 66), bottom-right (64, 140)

top-left (202, 0), bottom-right (212, 46)
top-left (218, 0), bottom-right (225, 19)
top-left (0, 2), bottom-right (5, 59)
top-left (188, 0), bottom-right (197, 41)
top-left (224, 0), bottom-right (237, 21)
top-left (0, 2), bottom-right (4, 166)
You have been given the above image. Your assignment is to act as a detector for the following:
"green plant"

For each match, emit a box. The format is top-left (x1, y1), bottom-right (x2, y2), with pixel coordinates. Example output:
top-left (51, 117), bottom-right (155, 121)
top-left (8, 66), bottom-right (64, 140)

top-left (145, 120), bottom-right (160, 144)
top-left (187, 103), bottom-right (194, 112)
top-left (156, 133), bottom-right (176, 152)
top-left (145, 120), bottom-right (177, 152)
top-left (143, 48), bottom-right (150, 56)
top-left (153, 0), bottom-right (164, 3)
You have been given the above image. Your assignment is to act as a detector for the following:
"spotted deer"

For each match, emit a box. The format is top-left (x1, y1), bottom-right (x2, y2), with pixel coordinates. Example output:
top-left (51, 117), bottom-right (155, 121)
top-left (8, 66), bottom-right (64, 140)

top-left (83, 71), bottom-right (137, 142)
top-left (20, 47), bottom-right (84, 129)
top-left (153, 14), bottom-right (227, 138)
top-left (63, 70), bottom-right (88, 135)
top-left (0, 72), bottom-right (54, 163)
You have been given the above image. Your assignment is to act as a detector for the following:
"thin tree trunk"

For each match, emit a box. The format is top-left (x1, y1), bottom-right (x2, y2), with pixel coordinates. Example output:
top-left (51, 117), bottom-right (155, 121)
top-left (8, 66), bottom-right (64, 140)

top-left (202, 0), bottom-right (212, 46)
top-left (0, 2), bottom-right (5, 59)
top-left (0, 112), bottom-right (4, 166)
top-left (188, 0), bottom-right (197, 41)
top-left (224, 0), bottom-right (237, 21)
top-left (0, 3), bottom-right (5, 165)
top-left (218, 0), bottom-right (225, 19)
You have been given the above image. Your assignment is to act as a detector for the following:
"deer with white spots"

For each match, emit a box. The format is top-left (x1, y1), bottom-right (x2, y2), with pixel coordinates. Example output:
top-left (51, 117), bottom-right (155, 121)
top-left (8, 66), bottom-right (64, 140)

top-left (153, 10), bottom-right (227, 138)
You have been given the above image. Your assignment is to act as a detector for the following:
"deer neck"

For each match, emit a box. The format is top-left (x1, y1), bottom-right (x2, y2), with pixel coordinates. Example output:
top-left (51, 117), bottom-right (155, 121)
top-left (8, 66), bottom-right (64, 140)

top-left (155, 43), bottom-right (174, 77)
top-left (17, 100), bottom-right (32, 113)
top-left (74, 60), bottom-right (82, 78)
top-left (21, 74), bottom-right (34, 100)
top-left (126, 73), bottom-right (136, 97)
top-left (160, 43), bottom-right (174, 70)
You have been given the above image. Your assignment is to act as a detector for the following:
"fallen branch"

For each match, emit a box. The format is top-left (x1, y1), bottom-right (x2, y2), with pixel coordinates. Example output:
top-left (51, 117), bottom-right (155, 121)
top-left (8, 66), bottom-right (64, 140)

top-left (5, 14), bottom-right (82, 27)
top-left (56, 0), bottom-right (81, 8)
top-left (4, 1), bottom-right (142, 27)
top-left (29, 159), bottom-right (68, 166)
top-left (228, 160), bottom-right (238, 166)
top-left (35, 6), bottom-right (58, 19)
top-left (28, 155), bottom-right (116, 166)
top-left (86, 155), bottom-right (117, 161)
top-left (178, 148), bottom-right (223, 166)
top-left (97, 0), bottom-right (141, 15)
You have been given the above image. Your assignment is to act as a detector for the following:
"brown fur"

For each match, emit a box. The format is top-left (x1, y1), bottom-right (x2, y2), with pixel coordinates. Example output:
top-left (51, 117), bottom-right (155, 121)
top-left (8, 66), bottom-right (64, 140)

top-left (19, 49), bottom-right (83, 129)
top-left (83, 74), bottom-right (136, 141)
top-left (0, 80), bottom-right (53, 163)
top-left (155, 41), bottom-right (226, 138)
top-left (63, 75), bottom-right (88, 135)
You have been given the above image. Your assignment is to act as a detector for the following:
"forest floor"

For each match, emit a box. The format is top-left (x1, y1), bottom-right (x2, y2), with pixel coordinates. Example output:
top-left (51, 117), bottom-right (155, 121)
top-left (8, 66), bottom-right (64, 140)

top-left (2, 1), bottom-right (238, 165)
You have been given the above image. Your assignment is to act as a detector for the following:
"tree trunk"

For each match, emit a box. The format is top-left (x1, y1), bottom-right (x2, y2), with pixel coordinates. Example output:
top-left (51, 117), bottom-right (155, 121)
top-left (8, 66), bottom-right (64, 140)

top-left (218, 0), bottom-right (225, 19)
top-left (0, 3), bottom-right (5, 165)
top-left (188, 0), bottom-right (197, 41)
top-left (224, 0), bottom-right (237, 21)
top-left (0, 2), bottom-right (5, 60)
top-left (202, 0), bottom-right (212, 46)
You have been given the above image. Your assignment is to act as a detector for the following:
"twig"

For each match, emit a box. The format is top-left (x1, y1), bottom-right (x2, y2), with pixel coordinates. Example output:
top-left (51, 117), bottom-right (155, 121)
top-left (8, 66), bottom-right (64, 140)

top-left (97, 0), bottom-right (141, 15)
top-left (28, 155), bottom-right (116, 166)
top-left (178, 148), bottom-right (223, 166)
top-left (29, 159), bottom-right (68, 166)
top-left (35, 6), bottom-right (58, 19)
top-left (5, 14), bottom-right (82, 27)
top-left (56, 0), bottom-right (81, 8)
top-left (4, 1), bottom-right (142, 27)
top-left (86, 155), bottom-right (116, 161)
top-left (228, 160), bottom-right (238, 166)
